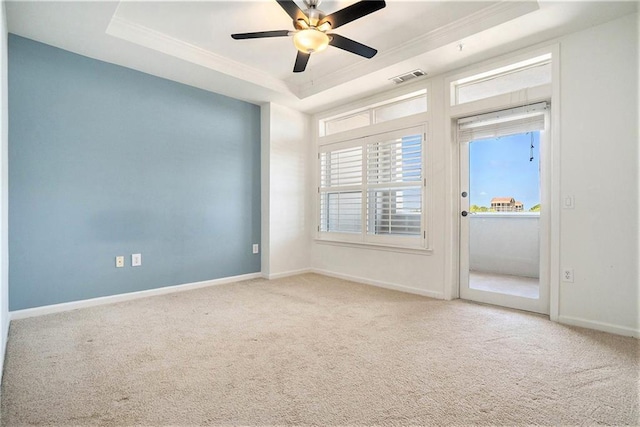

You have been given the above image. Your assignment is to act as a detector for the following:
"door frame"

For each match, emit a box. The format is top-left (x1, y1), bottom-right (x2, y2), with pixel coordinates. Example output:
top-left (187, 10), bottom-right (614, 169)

top-left (458, 119), bottom-right (551, 315)
top-left (443, 44), bottom-right (561, 320)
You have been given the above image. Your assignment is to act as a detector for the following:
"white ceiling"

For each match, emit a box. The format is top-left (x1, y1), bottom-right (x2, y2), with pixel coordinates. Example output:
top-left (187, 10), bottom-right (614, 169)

top-left (6, 1), bottom-right (638, 113)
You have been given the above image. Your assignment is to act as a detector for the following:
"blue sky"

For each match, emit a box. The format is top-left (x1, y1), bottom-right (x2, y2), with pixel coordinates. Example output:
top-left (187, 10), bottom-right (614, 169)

top-left (469, 132), bottom-right (540, 210)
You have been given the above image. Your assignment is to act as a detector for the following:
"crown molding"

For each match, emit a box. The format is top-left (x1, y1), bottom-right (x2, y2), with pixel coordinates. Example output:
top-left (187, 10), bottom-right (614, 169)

top-left (106, 14), bottom-right (296, 97)
top-left (297, 1), bottom-right (540, 98)
top-left (105, 1), bottom-right (538, 101)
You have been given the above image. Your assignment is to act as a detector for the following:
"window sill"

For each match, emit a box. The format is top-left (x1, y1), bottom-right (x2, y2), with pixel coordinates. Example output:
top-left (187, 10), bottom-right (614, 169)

top-left (314, 238), bottom-right (433, 255)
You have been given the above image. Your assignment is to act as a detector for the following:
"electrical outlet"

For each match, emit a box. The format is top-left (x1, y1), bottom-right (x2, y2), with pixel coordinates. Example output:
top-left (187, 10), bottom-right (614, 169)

top-left (252, 244), bottom-right (259, 254)
top-left (562, 268), bottom-right (574, 283)
top-left (115, 256), bottom-right (125, 268)
top-left (131, 253), bottom-right (142, 267)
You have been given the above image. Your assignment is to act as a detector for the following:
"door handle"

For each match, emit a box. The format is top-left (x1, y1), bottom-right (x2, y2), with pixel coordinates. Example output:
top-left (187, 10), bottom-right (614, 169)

top-left (461, 211), bottom-right (468, 217)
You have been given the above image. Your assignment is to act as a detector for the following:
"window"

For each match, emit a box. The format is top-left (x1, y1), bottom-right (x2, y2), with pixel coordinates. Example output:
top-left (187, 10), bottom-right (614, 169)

top-left (450, 54), bottom-right (551, 106)
top-left (319, 90), bottom-right (427, 137)
top-left (367, 133), bottom-right (422, 237)
top-left (318, 126), bottom-right (426, 247)
top-left (325, 112), bottom-right (370, 136)
top-left (459, 103), bottom-right (547, 215)
top-left (373, 95), bottom-right (427, 125)
top-left (319, 146), bottom-right (362, 234)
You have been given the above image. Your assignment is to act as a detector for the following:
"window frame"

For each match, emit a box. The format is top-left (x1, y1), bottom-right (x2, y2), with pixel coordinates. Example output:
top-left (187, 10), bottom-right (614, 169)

top-left (363, 127), bottom-right (425, 247)
top-left (317, 138), bottom-right (365, 244)
top-left (318, 89), bottom-right (427, 137)
top-left (449, 53), bottom-right (552, 107)
top-left (314, 80), bottom-right (432, 252)
top-left (316, 124), bottom-right (429, 250)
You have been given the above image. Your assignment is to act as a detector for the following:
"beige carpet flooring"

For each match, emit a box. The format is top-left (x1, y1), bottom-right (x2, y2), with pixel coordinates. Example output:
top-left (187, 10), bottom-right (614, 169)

top-left (1, 273), bottom-right (638, 426)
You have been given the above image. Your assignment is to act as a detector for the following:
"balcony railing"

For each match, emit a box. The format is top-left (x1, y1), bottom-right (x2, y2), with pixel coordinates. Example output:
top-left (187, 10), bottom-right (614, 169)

top-left (469, 213), bottom-right (540, 278)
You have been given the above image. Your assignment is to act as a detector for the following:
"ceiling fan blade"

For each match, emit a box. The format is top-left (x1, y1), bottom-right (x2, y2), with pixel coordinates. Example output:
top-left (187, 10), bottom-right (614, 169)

top-left (231, 30), bottom-right (291, 40)
top-left (329, 34), bottom-right (377, 58)
top-left (319, 0), bottom-right (386, 30)
top-left (276, 0), bottom-right (308, 23)
top-left (293, 51), bottom-right (311, 73)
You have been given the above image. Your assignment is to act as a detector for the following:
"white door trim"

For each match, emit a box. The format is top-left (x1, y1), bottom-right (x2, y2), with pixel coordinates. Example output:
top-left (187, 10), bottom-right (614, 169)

top-left (458, 118), bottom-right (550, 315)
top-left (442, 44), bottom-right (560, 319)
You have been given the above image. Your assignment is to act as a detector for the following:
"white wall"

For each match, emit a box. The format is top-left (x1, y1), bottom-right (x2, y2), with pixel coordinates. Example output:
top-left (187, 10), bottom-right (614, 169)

top-left (261, 103), bottom-right (312, 278)
top-left (310, 12), bottom-right (639, 337)
top-left (470, 214), bottom-right (540, 278)
top-left (557, 13), bottom-right (639, 336)
top-left (311, 79), bottom-right (450, 300)
top-left (0, 0), bottom-right (8, 378)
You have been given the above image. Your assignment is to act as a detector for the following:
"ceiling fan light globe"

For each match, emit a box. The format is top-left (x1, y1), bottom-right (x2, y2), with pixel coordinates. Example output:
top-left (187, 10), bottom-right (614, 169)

top-left (293, 29), bottom-right (329, 54)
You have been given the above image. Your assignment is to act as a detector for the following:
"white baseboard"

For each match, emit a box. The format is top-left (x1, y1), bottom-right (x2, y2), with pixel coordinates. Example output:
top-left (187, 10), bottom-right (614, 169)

top-left (558, 315), bottom-right (639, 338)
top-left (9, 270), bottom-right (637, 341)
top-left (1, 313), bottom-right (8, 384)
top-left (264, 268), bottom-right (312, 280)
top-left (311, 268), bottom-right (444, 300)
top-left (9, 272), bottom-right (263, 321)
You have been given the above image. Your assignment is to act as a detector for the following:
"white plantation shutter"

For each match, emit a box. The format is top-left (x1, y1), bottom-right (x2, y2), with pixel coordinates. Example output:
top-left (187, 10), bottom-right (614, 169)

top-left (366, 133), bottom-right (422, 237)
top-left (318, 127), bottom-right (425, 246)
top-left (319, 146), bottom-right (363, 233)
top-left (320, 191), bottom-right (362, 233)
top-left (320, 146), bottom-right (362, 187)
top-left (458, 102), bottom-right (547, 143)
top-left (367, 135), bottom-right (421, 184)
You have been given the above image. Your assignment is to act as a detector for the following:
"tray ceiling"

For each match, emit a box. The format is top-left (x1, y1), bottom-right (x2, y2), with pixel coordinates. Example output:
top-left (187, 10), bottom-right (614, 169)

top-left (6, 1), bottom-right (638, 113)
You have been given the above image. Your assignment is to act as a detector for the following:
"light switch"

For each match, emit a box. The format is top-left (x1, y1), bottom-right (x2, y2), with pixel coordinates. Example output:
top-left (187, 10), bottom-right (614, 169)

top-left (563, 195), bottom-right (574, 209)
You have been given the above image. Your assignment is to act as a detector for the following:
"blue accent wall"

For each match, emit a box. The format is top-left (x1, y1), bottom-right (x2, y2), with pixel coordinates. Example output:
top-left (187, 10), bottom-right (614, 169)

top-left (8, 35), bottom-right (261, 310)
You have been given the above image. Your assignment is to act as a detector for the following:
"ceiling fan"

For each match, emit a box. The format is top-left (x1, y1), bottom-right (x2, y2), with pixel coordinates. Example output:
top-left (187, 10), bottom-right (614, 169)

top-left (231, 0), bottom-right (386, 73)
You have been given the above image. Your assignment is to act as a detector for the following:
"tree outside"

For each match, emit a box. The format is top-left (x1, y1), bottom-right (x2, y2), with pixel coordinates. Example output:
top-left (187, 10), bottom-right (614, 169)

top-left (469, 203), bottom-right (541, 212)
top-left (470, 204), bottom-right (489, 212)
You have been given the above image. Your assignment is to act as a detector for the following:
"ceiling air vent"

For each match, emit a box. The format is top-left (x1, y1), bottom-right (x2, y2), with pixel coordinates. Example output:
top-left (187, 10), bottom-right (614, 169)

top-left (389, 69), bottom-right (426, 84)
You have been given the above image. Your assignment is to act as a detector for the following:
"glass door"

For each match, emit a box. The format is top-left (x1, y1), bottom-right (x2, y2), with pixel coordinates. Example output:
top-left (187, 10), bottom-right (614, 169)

top-left (459, 105), bottom-right (549, 314)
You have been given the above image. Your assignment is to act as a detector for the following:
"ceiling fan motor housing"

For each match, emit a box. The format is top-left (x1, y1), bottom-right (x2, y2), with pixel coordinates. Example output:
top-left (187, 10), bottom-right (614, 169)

top-left (303, 0), bottom-right (321, 9)
top-left (295, 2), bottom-right (326, 29)
top-left (307, 8), bottom-right (325, 27)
